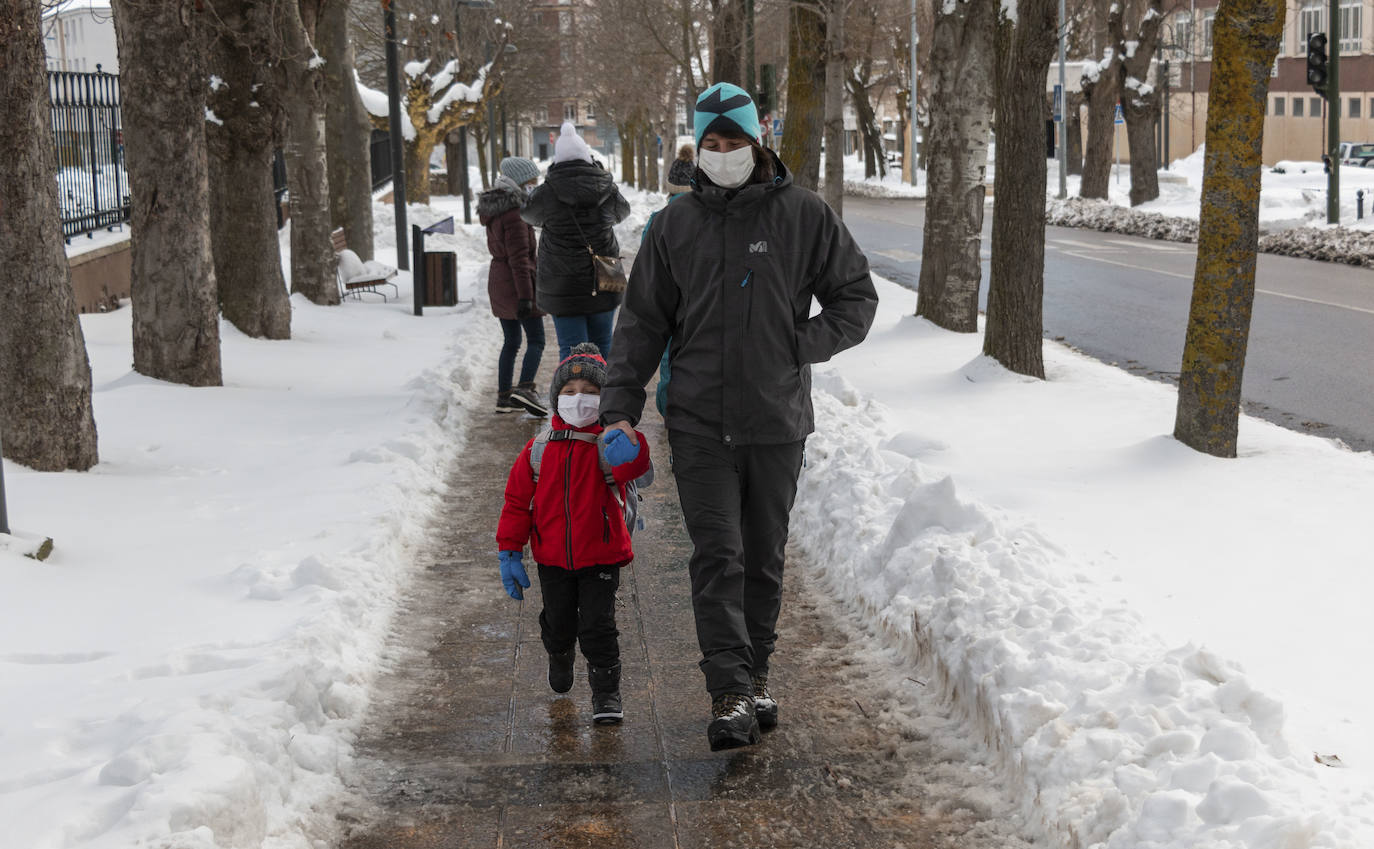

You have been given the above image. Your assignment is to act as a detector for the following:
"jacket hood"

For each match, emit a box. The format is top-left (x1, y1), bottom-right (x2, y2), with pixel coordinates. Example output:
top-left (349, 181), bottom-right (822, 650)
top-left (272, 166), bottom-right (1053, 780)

top-left (477, 184), bottom-right (523, 224)
top-left (545, 159), bottom-right (617, 208)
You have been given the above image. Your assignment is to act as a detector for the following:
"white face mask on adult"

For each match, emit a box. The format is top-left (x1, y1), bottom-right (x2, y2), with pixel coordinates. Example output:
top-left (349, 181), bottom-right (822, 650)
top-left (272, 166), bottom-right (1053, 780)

top-left (698, 145), bottom-right (757, 189)
top-left (557, 393), bottom-right (600, 428)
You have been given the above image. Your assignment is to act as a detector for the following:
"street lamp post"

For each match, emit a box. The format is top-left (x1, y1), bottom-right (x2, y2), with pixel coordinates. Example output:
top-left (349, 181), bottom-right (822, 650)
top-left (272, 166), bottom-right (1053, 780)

top-left (383, 1), bottom-right (409, 270)
top-left (1057, 0), bottom-right (1067, 199)
top-left (909, 0), bottom-right (918, 186)
top-left (0, 426), bottom-right (10, 536)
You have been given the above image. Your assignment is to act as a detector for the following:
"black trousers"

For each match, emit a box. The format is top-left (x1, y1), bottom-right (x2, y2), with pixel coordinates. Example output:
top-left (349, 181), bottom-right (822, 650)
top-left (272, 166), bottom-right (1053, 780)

top-left (668, 431), bottom-right (804, 699)
top-left (536, 563), bottom-right (621, 669)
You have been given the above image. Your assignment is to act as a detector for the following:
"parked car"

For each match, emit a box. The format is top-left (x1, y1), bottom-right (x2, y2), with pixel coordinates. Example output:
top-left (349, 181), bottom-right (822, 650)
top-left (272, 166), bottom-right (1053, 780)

top-left (1339, 141), bottom-right (1374, 166)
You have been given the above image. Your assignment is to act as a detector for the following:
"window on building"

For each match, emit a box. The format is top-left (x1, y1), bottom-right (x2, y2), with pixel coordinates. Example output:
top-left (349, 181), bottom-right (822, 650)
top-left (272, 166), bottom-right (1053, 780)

top-left (1312, 96), bottom-right (1324, 116)
top-left (564, 102), bottom-right (577, 122)
top-left (1294, 97), bottom-right (1305, 117)
top-left (559, 10), bottom-right (572, 34)
top-left (1300, 2), bottom-right (1325, 51)
top-left (585, 103), bottom-right (596, 120)
top-left (1203, 10), bottom-right (1216, 56)
top-left (536, 106), bottom-right (548, 124)
top-left (1173, 13), bottom-right (1192, 61)
top-left (1369, 96), bottom-right (1374, 116)
top-left (1352, 97), bottom-right (1363, 118)
top-left (1274, 97), bottom-right (1286, 116)
top-left (1340, 0), bottom-right (1362, 52)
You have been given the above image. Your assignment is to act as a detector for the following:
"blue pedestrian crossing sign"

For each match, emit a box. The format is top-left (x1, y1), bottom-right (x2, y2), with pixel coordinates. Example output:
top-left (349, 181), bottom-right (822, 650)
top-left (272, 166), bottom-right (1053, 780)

top-left (1114, 103), bottom-right (1124, 124)
top-left (1053, 84), bottom-right (1063, 122)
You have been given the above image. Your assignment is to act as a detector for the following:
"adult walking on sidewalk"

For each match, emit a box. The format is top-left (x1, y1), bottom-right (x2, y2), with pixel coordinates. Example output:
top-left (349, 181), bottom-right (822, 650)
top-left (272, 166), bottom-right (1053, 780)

top-left (479, 156), bottom-right (549, 417)
top-left (521, 121), bottom-right (631, 362)
top-left (599, 83), bottom-right (879, 751)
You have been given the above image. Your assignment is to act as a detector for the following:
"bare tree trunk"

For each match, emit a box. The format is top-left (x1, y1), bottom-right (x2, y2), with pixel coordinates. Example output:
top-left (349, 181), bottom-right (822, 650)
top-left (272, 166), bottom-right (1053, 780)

top-left (111, 0), bottom-right (223, 386)
top-left (1116, 0), bottom-right (1164, 206)
top-left (917, 0), bottom-right (996, 332)
top-left (404, 137), bottom-right (430, 204)
top-left (0, 0), bottom-right (99, 471)
top-left (474, 123), bottom-right (490, 191)
top-left (1079, 0), bottom-right (1121, 200)
top-left (781, 2), bottom-right (825, 190)
top-left (205, 0), bottom-right (292, 339)
top-left (320, 0), bottom-right (374, 260)
top-left (822, 0), bottom-right (845, 215)
top-left (1175, 0), bottom-right (1284, 457)
top-left (638, 127), bottom-right (650, 191)
top-left (847, 72), bottom-right (886, 180)
top-left (1066, 90), bottom-right (1085, 175)
top-left (985, 0), bottom-right (1057, 377)
top-left (646, 127), bottom-right (660, 191)
top-left (284, 0), bottom-right (337, 305)
top-left (709, 0), bottom-right (744, 84)
top-left (621, 125), bottom-right (637, 184)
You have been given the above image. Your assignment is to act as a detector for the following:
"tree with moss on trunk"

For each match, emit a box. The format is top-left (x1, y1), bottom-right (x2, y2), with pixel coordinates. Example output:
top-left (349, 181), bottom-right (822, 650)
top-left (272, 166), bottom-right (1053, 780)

top-left (781, 1), bottom-right (826, 189)
top-left (984, 0), bottom-right (1058, 377)
top-left (916, 0), bottom-right (996, 333)
top-left (0, 0), bottom-right (99, 471)
top-left (111, 0), bottom-right (224, 386)
top-left (282, 0), bottom-right (338, 306)
top-left (1174, 0), bottom-right (1284, 457)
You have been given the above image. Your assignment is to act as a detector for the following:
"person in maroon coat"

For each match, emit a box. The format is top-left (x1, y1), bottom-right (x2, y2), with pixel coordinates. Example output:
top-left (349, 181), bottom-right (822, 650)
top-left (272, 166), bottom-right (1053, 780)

top-left (480, 157), bottom-right (549, 416)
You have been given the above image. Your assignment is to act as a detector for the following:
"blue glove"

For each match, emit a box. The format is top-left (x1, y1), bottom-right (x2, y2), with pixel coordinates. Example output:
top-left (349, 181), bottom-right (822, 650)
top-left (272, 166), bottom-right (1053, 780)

top-left (499, 550), bottom-right (530, 600)
top-left (601, 428), bottom-right (639, 467)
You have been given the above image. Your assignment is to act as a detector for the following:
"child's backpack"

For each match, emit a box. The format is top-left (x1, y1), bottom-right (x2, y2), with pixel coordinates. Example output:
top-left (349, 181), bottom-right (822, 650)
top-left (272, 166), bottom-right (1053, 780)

top-left (529, 428), bottom-right (654, 535)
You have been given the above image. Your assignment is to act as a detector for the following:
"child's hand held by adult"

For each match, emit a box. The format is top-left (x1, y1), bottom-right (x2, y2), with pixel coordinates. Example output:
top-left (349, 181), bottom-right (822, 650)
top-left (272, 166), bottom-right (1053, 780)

top-left (498, 550), bottom-right (530, 600)
top-left (601, 428), bottom-right (639, 466)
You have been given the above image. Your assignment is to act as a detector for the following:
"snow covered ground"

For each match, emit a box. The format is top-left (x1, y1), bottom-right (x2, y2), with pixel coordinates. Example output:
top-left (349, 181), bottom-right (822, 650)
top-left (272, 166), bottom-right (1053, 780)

top-left (4, 171), bottom-right (1373, 849)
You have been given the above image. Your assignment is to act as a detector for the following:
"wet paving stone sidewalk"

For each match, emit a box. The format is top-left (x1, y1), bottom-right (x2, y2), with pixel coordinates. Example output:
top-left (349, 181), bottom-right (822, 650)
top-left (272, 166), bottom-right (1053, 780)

top-left (335, 343), bottom-right (1038, 849)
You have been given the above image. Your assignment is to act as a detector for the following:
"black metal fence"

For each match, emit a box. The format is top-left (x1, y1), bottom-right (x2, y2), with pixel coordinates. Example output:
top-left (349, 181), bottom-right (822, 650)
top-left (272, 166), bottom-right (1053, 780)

top-left (49, 69), bottom-right (128, 242)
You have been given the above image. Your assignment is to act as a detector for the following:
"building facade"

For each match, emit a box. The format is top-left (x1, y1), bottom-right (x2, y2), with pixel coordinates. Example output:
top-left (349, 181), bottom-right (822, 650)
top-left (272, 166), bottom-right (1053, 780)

top-left (1163, 0), bottom-right (1374, 164)
top-left (43, 0), bottom-right (119, 74)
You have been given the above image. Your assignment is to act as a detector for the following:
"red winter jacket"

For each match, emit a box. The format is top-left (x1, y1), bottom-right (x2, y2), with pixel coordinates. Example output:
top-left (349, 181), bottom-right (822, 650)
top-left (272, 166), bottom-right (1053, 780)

top-left (497, 417), bottom-right (651, 570)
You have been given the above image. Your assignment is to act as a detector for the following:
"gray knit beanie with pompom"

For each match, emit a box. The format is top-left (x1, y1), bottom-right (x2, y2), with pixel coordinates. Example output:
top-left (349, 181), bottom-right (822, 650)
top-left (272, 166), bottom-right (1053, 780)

top-left (548, 342), bottom-right (608, 412)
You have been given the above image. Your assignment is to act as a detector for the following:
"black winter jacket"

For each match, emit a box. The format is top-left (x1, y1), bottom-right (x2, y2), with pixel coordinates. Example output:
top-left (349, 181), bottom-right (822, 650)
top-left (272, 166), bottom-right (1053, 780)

top-left (520, 159), bottom-right (631, 316)
top-left (601, 151), bottom-right (878, 445)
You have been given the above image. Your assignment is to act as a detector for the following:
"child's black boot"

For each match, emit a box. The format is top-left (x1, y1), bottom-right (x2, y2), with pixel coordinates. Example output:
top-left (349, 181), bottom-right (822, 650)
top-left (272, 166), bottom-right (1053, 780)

top-left (588, 663), bottom-right (623, 725)
top-left (548, 648), bottom-right (576, 694)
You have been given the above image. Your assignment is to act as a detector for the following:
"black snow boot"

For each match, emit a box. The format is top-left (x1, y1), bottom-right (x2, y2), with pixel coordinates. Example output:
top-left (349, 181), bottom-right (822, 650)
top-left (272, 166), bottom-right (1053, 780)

top-left (708, 692), bottom-right (760, 751)
top-left (548, 648), bottom-right (576, 694)
top-left (588, 663), bottom-right (623, 725)
top-left (751, 674), bottom-right (778, 730)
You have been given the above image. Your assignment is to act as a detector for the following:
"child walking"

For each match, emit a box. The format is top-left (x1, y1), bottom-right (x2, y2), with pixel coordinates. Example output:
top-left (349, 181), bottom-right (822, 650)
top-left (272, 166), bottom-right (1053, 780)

top-left (496, 343), bottom-right (651, 724)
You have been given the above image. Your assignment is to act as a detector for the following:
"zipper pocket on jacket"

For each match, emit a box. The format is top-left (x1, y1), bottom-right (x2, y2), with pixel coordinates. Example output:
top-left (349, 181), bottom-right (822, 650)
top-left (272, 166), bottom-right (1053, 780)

top-left (741, 269), bottom-right (753, 327)
top-left (601, 508), bottom-right (611, 543)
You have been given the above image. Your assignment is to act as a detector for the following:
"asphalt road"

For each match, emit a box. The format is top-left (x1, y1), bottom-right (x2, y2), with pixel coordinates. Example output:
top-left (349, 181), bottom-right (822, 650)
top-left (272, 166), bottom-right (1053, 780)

top-left (845, 195), bottom-right (1374, 452)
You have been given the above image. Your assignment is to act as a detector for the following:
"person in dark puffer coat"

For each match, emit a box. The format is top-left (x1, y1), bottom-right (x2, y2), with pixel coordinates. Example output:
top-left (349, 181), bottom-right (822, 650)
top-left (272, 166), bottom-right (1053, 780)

top-left (479, 157), bottom-right (549, 417)
top-left (520, 122), bottom-right (631, 363)
top-left (667, 142), bottom-right (695, 194)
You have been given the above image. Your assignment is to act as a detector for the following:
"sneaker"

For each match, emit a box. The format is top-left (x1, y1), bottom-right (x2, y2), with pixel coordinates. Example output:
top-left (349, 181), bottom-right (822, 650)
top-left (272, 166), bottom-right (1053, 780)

top-left (495, 390), bottom-right (519, 413)
top-left (589, 663), bottom-right (623, 725)
top-left (707, 692), bottom-right (760, 751)
top-left (510, 384), bottom-right (550, 417)
top-left (751, 674), bottom-right (778, 730)
top-left (548, 648), bottom-right (575, 694)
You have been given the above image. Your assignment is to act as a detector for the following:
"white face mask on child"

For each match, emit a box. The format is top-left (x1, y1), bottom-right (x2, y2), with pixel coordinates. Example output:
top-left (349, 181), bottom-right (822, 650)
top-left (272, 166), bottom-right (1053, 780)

top-left (558, 393), bottom-right (600, 428)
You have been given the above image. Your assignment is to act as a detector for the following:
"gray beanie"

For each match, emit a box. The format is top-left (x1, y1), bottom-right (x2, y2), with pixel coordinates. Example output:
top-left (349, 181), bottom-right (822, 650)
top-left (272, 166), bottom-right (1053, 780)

top-left (549, 342), bottom-right (608, 412)
top-left (499, 156), bottom-right (539, 186)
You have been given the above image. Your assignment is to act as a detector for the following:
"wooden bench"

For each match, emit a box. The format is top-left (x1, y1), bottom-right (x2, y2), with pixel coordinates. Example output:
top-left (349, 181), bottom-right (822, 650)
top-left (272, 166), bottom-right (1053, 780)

top-left (332, 228), bottom-right (399, 301)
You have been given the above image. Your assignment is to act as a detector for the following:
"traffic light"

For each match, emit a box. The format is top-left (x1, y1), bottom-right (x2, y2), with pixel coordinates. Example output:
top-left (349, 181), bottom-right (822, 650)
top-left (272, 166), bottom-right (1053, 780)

top-left (1307, 31), bottom-right (1329, 97)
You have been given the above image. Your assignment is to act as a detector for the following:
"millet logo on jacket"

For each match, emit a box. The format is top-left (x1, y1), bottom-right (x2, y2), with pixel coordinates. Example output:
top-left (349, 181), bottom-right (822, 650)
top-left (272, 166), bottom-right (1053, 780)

top-left (748, 241), bottom-right (768, 254)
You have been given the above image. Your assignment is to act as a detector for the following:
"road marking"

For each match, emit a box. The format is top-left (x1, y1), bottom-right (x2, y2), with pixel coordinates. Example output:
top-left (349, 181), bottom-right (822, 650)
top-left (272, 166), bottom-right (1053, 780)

top-left (874, 248), bottom-right (922, 262)
top-left (1062, 251), bottom-right (1374, 315)
top-left (1048, 237), bottom-right (1105, 249)
top-left (1105, 238), bottom-right (1188, 251)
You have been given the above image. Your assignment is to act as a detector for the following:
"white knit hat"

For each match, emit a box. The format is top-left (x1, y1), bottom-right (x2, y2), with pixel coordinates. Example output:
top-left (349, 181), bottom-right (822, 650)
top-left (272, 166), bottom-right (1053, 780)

top-left (552, 121), bottom-right (593, 164)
